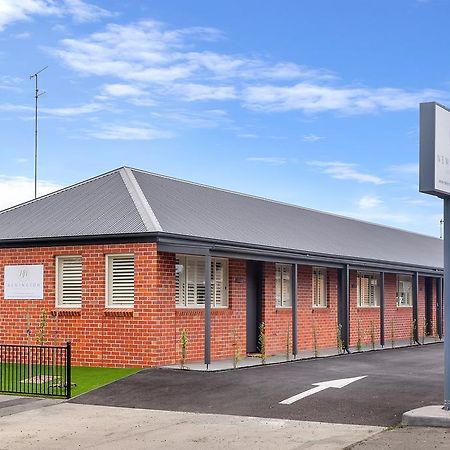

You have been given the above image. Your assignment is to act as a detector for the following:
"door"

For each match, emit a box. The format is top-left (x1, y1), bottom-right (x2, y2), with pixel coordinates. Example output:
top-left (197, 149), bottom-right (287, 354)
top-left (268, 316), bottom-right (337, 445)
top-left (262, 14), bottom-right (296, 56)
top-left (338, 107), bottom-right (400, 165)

top-left (246, 261), bottom-right (263, 354)
top-left (425, 277), bottom-right (433, 335)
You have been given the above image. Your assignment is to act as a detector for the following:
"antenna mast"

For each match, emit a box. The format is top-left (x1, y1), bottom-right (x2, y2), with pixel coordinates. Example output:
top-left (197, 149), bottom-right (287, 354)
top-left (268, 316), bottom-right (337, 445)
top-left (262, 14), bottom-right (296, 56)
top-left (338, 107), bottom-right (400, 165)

top-left (29, 66), bottom-right (48, 199)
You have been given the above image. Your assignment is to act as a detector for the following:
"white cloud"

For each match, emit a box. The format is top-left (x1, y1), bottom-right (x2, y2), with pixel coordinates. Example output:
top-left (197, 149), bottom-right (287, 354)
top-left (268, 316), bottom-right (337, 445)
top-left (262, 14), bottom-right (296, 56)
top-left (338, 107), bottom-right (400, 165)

top-left (357, 195), bottom-right (384, 209)
top-left (303, 133), bottom-right (324, 142)
top-left (43, 18), bottom-right (448, 118)
top-left (246, 157), bottom-right (288, 166)
top-left (11, 31), bottom-right (31, 39)
top-left (63, 0), bottom-right (113, 23)
top-left (89, 124), bottom-right (174, 140)
top-left (309, 161), bottom-right (390, 185)
top-left (0, 175), bottom-right (62, 211)
top-left (388, 163), bottom-right (419, 175)
top-left (243, 83), bottom-right (443, 114)
top-left (101, 83), bottom-right (146, 98)
top-left (170, 83), bottom-right (237, 101)
top-left (0, 0), bottom-right (112, 31)
top-left (41, 102), bottom-right (106, 117)
top-left (0, 101), bottom-right (106, 117)
top-left (149, 109), bottom-right (229, 129)
top-left (238, 133), bottom-right (258, 139)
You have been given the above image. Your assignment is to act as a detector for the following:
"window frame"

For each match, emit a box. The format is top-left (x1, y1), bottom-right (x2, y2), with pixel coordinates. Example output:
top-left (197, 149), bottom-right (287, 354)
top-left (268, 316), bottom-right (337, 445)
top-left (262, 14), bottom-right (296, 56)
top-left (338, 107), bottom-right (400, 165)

top-left (357, 271), bottom-right (380, 308)
top-left (175, 255), bottom-right (229, 309)
top-left (55, 255), bottom-right (83, 308)
top-left (396, 275), bottom-right (413, 307)
top-left (105, 253), bottom-right (135, 308)
top-left (275, 263), bottom-right (292, 308)
top-left (312, 267), bottom-right (327, 308)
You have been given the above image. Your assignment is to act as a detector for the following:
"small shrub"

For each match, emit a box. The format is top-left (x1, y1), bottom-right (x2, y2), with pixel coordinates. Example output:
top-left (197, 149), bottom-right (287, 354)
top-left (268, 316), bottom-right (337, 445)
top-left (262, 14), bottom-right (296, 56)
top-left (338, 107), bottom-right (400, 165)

top-left (180, 329), bottom-right (188, 369)
top-left (258, 322), bottom-right (266, 364)
top-left (410, 319), bottom-right (416, 345)
top-left (336, 323), bottom-right (343, 355)
top-left (422, 320), bottom-right (427, 345)
top-left (231, 327), bottom-right (240, 369)
top-left (312, 321), bottom-right (319, 358)
top-left (370, 320), bottom-right (375, 350)
top-left (390, 318), bottom-right (395, 349)
top-left (36, 309), bottom-right (47, 345)
top-left (285, 327), bottom-right (291, 361)
top-left (356, 319), bottom-right (362, 352)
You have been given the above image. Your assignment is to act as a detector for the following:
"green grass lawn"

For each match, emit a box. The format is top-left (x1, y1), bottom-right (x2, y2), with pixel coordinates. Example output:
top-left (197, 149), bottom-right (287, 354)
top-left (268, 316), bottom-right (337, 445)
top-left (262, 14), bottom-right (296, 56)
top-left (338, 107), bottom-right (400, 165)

top-left (0, 363), bottom-right (140, 398)
top-left (70, 366), bottom-right (140, 397)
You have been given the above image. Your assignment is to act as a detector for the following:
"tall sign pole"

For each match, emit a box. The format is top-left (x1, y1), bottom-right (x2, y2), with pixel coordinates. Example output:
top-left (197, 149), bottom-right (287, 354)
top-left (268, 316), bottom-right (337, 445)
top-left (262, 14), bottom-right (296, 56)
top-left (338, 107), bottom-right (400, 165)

top-left (29, 66), bottom-right (47, 199)
top-left (419, 102), bottom-right (450, 409)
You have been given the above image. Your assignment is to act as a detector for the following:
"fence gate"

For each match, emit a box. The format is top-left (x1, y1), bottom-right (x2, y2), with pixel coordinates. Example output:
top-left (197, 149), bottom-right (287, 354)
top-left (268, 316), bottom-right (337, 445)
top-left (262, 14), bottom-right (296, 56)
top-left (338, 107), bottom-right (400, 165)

top-left (0, 342), bottom-right (71, 398)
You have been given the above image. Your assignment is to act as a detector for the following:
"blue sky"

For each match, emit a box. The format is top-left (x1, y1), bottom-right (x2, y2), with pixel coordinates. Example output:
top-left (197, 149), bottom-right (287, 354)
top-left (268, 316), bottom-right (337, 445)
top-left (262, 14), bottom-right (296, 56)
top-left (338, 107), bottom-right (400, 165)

top-left (0, 0), bottom-right (448, 237)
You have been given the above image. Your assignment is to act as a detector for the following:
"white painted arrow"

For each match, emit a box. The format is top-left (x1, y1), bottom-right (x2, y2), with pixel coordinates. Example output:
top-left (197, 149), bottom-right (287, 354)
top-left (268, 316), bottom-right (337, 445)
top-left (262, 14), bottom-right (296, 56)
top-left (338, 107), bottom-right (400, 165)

top-left (279, 376), bottom-right (367, 405)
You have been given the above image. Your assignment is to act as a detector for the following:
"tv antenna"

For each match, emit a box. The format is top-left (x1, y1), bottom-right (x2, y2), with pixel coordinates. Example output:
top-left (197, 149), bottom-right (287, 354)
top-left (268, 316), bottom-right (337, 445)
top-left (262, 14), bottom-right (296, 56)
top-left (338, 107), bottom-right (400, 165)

top-left (29, 66), bottom-right (48, 199)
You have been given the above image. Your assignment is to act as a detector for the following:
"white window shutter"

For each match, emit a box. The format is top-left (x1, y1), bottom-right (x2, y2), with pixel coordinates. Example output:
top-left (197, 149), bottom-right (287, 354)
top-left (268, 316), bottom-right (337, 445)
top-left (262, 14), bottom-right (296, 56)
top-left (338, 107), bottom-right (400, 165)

top-left (109, 255), bottom-right (134, 306)
top-left (58, 257), bottom-right (82, 306)
top-left (282, 265), bottom-right (291, 306)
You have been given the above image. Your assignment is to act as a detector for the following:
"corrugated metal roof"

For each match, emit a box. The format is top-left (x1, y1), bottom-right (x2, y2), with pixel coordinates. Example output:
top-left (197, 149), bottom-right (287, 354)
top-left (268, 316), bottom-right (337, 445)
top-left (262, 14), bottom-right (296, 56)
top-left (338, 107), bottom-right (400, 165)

top-left (131, 168), bottom-right (443, 269)
top-left (0, 167), bottom-right (443, 269)
top-left (0, 170), bottom-right (148, 239)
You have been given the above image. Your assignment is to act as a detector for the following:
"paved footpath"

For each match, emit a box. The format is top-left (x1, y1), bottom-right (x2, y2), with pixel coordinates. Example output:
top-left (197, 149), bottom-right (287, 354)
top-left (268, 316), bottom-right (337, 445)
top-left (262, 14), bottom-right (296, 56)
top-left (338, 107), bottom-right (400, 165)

top-left (349, 426), bottom-right (450, 449)
top-left (0, 402), bottom-right (381, 450)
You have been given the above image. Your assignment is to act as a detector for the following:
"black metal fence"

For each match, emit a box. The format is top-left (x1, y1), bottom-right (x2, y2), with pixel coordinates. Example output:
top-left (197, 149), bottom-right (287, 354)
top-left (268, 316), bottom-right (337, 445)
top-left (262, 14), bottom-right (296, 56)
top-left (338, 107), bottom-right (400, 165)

top-left (0, 342), bottom-right (71, 398)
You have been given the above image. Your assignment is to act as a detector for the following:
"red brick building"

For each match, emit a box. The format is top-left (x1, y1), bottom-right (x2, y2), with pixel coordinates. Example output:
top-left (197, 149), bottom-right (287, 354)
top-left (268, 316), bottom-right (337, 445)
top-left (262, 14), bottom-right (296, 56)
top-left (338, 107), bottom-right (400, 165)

top-left (0, 167), bottom-right (444, 367)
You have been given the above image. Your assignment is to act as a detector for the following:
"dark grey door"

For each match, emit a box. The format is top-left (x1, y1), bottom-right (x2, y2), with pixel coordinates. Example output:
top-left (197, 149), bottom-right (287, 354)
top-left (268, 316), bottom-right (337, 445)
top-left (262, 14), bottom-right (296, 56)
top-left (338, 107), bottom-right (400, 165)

top-left (246, 261), bottom-right (262, 353)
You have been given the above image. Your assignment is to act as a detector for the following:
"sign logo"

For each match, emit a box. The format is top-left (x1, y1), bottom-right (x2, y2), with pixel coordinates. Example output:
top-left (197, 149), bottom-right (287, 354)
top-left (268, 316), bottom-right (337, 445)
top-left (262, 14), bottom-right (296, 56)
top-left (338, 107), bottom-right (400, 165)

top-left (4, 265), bottom-right (44, 300)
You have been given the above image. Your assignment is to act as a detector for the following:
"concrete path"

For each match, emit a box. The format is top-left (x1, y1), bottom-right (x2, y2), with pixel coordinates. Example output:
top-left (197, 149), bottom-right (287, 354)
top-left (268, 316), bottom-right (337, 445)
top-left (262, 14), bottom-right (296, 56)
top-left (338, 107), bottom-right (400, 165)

top-left (0, 402), bottom-right (382, 450)
top-left (349, 426), bottom-right (450, 449)
top-left (0, 394), bottom-right (60, 418)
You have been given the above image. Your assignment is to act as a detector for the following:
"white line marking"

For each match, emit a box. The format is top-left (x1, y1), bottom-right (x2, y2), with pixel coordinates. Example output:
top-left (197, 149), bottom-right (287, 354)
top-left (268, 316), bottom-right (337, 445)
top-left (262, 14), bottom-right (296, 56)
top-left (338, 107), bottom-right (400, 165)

top-left (280, 376), bottom-right (367, 405)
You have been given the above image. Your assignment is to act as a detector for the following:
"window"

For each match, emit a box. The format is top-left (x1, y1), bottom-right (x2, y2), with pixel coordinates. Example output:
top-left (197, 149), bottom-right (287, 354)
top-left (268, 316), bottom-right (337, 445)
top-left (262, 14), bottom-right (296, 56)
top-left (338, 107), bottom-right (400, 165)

top-left (276, 264), bottom-right (292, 307)
top-left (357, 272), bottom-right (380, 307)
top-left (175, 255), bottom-right (228, 308)
top-left (56, 256), bottom-right (82, 307)
top-left (312, 267), bottom-right (327, 308)
top-left (106, 254), bottom-right (134, 307)
top-left (397, 275), bottom-right (413, 307)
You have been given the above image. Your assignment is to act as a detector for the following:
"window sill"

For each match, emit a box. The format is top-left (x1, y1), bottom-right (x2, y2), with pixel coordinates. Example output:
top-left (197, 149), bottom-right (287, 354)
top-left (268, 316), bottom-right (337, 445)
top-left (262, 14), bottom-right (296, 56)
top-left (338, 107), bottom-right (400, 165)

top-left (312, 306), bottom-right (328, 310)
top-left (176, 308), bottom-right (230, 315)
top-left (356, 306), bottom-right (380, 309)
top-left (104, 309), bottom-right (134, 317)
top-left (51, 309), bottom-right (81, 317)
top-left (397, 305), bottom-right (413, 309)
top-left (275, 306), bottom-right (292, 311)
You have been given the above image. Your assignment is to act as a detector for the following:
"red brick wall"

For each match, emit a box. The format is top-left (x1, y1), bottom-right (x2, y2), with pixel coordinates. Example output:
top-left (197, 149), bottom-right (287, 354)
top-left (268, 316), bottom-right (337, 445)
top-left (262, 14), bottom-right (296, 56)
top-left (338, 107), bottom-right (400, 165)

top-left (0, 243), bottom-right (155, 368)
top-left (298, 266), bottom-right (339, 351)
top-left (0, 243), bottom-right (441, 367)
top-left (261, 262), bottom-right (291, 354)
top-left (171, 259), bottom-right (247, 363)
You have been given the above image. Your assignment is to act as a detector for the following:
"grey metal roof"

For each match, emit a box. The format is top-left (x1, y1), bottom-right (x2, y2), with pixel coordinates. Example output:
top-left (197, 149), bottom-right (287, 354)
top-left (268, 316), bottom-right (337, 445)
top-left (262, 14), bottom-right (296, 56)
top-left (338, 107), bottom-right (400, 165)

top-left (0, 167), bottom-right (443, 269)
top-left (0, 169), bottom-right (149, 239)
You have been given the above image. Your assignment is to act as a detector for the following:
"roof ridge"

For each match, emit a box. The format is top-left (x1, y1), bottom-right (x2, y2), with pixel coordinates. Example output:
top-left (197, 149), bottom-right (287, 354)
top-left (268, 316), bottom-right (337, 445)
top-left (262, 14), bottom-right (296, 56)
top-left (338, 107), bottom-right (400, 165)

top-left (119, 167), bottom-right (162, 232)
top-left (0, 167), bottom-right (122, 216)
top-left (129, 167), bottom-right (440, 241)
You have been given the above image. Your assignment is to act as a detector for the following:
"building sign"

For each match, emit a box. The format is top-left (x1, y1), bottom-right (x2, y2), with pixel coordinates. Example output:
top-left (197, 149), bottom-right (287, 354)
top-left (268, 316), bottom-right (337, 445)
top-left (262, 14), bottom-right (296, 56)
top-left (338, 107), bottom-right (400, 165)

top-left (420, 102), bottom-right (450, 198)
top-left (4, 265), bottom-right (44, 299)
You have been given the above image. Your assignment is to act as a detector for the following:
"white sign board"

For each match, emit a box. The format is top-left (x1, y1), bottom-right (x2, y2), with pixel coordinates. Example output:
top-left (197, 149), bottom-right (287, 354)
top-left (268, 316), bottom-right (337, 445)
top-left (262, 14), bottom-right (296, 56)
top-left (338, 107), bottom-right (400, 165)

top-left (4, 265), bottom-right (44, 299)
top-left (420, 102), bottom-right (450, 198)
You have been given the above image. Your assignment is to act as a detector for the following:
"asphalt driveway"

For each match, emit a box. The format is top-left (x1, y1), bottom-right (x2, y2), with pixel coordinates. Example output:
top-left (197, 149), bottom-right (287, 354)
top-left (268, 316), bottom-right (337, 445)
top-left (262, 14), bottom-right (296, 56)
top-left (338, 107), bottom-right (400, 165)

top-left (72, 343), bottom-right (444, 427)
